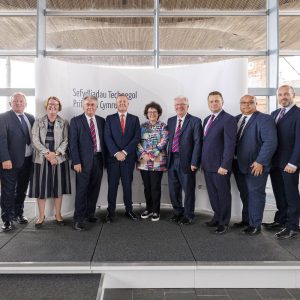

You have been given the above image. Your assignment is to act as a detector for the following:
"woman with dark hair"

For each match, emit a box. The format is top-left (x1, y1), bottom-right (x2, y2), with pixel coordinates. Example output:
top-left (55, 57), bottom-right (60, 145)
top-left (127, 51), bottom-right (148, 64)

top-left (29, 96), bottom-right (71, 228)
top-left (137, 102), bottom-right (168, 221)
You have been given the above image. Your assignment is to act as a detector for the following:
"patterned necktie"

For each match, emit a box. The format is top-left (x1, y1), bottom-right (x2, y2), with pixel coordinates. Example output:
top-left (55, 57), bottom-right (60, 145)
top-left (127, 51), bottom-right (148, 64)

top-left (19, 114), bottom-right (30, 145)
top-left (89, 118), bottom-right (97, 153)
top-left (204, 114), bottom-right (215, 136)
top-left (237, 116), bottom-right (247, 141)
top-left (120, 114), bottom-right (125, 135)
top-left (172, 119), bottom-right (182, 153)
top-left (276, 108), bottom-right (286, 123)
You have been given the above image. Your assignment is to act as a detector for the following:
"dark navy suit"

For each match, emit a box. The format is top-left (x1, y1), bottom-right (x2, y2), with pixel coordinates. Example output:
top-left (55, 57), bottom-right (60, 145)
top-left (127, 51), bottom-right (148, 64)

top-left (69, 113), bottom-right (106, 223)
top-left (167, 113), bottom-right (202, 219)
top-left (0, 110), bottom-right (35, 222)
top-left (104, 113), bottom-right (140, 215)
top-left (201, 110), bottom-right (237, 226)
top-left (270, 105), bottom-right (300, 230)
top-left (233, 111), bottom-right (277, 228)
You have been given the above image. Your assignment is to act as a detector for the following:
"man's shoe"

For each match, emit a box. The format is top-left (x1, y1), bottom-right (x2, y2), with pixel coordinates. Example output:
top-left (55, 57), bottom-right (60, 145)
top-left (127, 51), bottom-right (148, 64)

top-left (205, 220), bottom-right (219, 227)
top-left (151, 213), bottom-right (160, 222)
top-left (87, 217), bottom-right (99, 223)
top-left (2, 221), bottom-right (13, 232)
top-left (179, 217), bottom-right (193, 225)
top-left (262, 221), bottom-right (283, 230)
top-left (170, 214), bottom-right (183, 223)
top-left (105, 214), bottom-right (114, 223)
top-left (275, 228), bottom-right (298, 240)
top-left (215, 225), bottom-right (228, 234)
top-left (14, 215), bottom-right (28, 224)
top-left (233, 220), bottom-right (249, 228)
top-left (242, 226), bottom-right (261, 235)
top-left (141, 210), bottom-right (153, 219)
top-left (73, 222), bottom-right (85, 231)
top-left (125, 211), bottom-right (138, 221)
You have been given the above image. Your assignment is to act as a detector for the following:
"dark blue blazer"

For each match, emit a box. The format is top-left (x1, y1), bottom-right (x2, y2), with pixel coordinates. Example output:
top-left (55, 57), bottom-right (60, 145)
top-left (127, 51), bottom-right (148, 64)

top-left (236, 111), bottom-right (277, 174)
top-left (69, 113), bottom-right (106, 170)
top-left (167, 113), bottom-right (202, 174)
top-left (201, 110), bottom-right (237, 172)
top-left (271, 105), bottom-right (300, 168)
top-left (0, 110), bottom-right (35, 168)
top-left (104, 113), bottom-right (140, 163)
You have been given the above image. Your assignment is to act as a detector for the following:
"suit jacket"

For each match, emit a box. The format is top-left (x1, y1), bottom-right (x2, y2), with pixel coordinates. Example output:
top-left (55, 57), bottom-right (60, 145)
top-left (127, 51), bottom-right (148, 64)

top-left (235, 111), bottom-right (277, 174)
top-left (271, 105), bottom-right (300, 169)
top-left (104, 112), bottom-right (140, 163)
top-left (69, 113), bottom-right (106, 171)
top-left (0, 110), bottom-right (35, 168)
top-left (31, 114), bottom-right (69, 164)
top-left (201, 110), bottom-right (237, 172)
top-left (167, 113), bottom-right (202, 174)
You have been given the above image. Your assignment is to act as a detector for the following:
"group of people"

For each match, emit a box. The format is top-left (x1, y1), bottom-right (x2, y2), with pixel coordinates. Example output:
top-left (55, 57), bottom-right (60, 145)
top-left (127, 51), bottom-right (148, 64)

top-left (0, 85), bottom-right (299, 241)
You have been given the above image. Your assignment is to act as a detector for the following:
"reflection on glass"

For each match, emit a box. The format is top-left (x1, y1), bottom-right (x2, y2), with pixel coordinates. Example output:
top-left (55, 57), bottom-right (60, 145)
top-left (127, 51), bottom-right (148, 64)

top-left (279, 56), bottom-right (300, 86)
top-left (160, 17), bottom-right (266, 51)
top-left (46, 17), bottom-right (153, 50)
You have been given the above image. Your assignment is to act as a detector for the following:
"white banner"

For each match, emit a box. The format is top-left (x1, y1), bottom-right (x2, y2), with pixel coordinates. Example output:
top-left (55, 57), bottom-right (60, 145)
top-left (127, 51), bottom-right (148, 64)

top-left (35, 57), bottom-right (247, 217)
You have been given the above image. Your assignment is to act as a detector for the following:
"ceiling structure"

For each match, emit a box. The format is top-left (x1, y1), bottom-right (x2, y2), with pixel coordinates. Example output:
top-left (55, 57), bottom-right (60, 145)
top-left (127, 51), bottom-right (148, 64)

top-left (0, 0), bottom-right (299, 66)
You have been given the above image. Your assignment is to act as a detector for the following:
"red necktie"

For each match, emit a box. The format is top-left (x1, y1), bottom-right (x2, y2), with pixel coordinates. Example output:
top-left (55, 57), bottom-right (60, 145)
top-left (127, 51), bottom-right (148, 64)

top-left (90, 118), bottom-right (97, 153)
top-left (204, 114), bottom-right (215, 136)
top-left (172, 119), bottom-right (182, 153)
top-left (120, 114), bottom-right (125, 135)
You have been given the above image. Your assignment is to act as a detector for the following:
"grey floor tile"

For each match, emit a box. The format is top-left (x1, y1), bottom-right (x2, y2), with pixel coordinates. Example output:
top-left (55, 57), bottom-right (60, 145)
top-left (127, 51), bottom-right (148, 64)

top-left (165, 292), bottom-right (198, 300)
top-left (226, 288), bottom-right (261, 300)
top-left (195, 289), bottom-right (227, 296)
top-left (104, 288), bottom-right (133, 300)
top-left (164, 289), bottom-right (197, 294)
top-left (133, 288), bottom-right (164, 300)
top-left (257, 288), bottom-right (294, 299)
top-left (287, 289), bottom-right (300, 300)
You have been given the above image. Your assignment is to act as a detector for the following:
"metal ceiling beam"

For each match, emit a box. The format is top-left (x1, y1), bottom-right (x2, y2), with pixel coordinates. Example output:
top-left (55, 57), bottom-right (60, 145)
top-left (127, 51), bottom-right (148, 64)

top-left (36, 0), bottom-right (46, 57)
top-left (267, 0), bottom-right (279, 111)
top-left (45, 10), bottom-right (154, 17)
top-left (0, 50), bottom-right (35, 56)
top-left (0, 11), bottom-right (36, 16)
top-left (0, 88), bottom-right (35, 96)
top-left (160, 10), bottom-right (267, 17)
top-left (160, 50), bottom-right (267, 56)
top-left (45, 50), bottom-right (154, 56)
top-left (154, 0), bottom-right (160, 68)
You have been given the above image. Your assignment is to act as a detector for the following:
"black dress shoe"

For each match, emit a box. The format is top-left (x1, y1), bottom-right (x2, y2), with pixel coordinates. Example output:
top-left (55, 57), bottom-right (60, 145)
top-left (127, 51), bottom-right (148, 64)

top-left (205, 220), bottom-right (219, 227)
top-left (2, 221), bottom-right (13, 232)
top-left (55, 219), bottom-right (65, 226)
top-left (179, 217), bottom-right (193, 225)
top-left (73, 222), bottom-right (85, 231)
top-left (242, 226), bottom-right (261, 235)
top-left (275, 228), bottom-right (298, 240)
top-left (170, 214), bottom-right (183, 223)
top-left (105, 214), bottom-right (114, 223)
top-left (215, 225), bottom-right (228, 234)
top-left (262, 221), bottom-right (283, 230)
top-left (87, 217), bottom-right (99, 223)
top-left (125, 211), bottom-right (138, 221)
top-left (233, 220), bottom-right (249, 228)
top-left (14, 215), bottom-right (28, 224)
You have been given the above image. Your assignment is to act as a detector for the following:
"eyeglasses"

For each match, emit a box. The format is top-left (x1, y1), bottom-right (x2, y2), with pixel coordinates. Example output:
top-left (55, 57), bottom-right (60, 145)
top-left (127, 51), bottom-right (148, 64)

top-left (147, 111), bottom-right (158, 115)
top-left (240, 101), bottom-right (255, 105)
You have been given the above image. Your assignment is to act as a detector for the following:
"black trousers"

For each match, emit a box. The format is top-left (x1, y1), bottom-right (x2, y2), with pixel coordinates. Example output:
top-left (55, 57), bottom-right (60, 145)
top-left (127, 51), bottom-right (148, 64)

top-left (168, 154), bottom-right (196, 219)
top-left (73, 154), bottom-right (103, 223)
top-left (140, 170), bottom-right (163, 214)
top-left (0, 156), bottom-right (32, 222)
top-left (270, 167), bottom-right (300, 230)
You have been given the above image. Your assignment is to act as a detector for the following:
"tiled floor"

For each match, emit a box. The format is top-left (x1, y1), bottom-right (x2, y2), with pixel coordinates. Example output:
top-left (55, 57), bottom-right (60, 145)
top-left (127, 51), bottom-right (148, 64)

top-left (103, 288), bottom-right (300, 300)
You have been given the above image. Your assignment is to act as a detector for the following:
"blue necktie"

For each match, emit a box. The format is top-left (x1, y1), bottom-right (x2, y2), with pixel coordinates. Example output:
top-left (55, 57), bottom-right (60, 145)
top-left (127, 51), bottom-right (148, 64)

top-left (19, 115), bottom-right (31, 145)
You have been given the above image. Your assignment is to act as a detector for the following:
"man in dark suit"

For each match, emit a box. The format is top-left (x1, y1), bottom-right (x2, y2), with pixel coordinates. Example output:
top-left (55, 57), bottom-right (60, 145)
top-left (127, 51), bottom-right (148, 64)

top-left (104, 94), bottom-right (140, 222)
top-left (167, 96), bottom-right (202, 225)
top-left (0, 92), bottom-right (35, 232)
top-left (69, 95), bottom-right (106, 231)
top-left (233, 95), bottom-right (277, 235)
top-left (263, 85), bottom-right (300, 239)
top-left (202, 91), bottom-right (237, 234)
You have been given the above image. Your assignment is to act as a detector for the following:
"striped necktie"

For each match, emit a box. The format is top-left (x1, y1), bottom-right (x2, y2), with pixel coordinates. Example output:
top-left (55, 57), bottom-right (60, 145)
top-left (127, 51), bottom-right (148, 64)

top-left (276, 108), bottom-right (286, 123)
top-left (237, 116), bottom-right (247, 141)
top-left (89, 118), bottom-right (97, 153)
top-left (171, 119), bottom-right (182, 153)
top-left (204, 114), bottom-right (215, 136)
